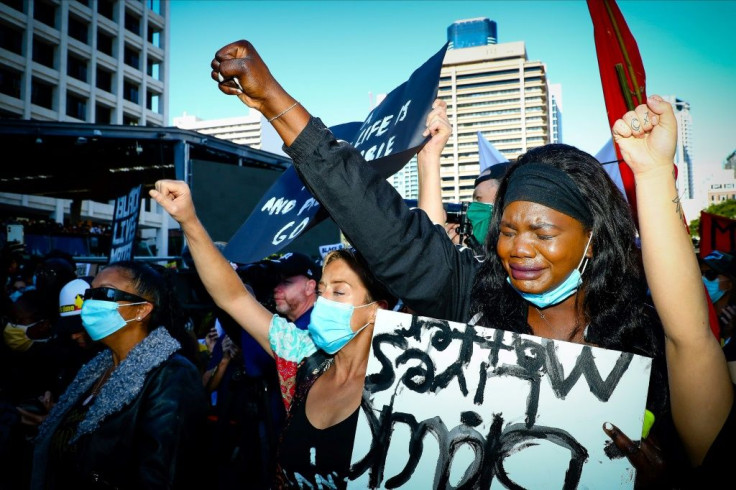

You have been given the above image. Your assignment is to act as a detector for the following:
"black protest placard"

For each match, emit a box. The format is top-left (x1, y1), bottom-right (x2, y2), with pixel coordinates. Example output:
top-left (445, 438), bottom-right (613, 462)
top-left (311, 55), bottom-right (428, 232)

top-left (224, 43), bottom-right (449, 265)
top-left (224, 165), bottom-right (322, 264)
top-left (346, 42), bottom-right (448, 178)
top-left (109, 184), bottom-right (142, 263)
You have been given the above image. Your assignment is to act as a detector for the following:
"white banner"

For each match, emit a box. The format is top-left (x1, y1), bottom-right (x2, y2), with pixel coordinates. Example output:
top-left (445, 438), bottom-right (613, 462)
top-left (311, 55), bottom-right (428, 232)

top-left (349, 310), bottom-right (652, 489)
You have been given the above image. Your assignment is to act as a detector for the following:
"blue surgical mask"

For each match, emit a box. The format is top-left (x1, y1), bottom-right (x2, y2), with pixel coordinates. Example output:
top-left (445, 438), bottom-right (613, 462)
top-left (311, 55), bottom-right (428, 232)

top-left (81, 299), bottom-right (146, 341)
top-left (308, 297), bottom-right (375, 354)
top-left (703, 276), bottom-right (726, 303)
top-left (507, 233), bottom-right (594, 309)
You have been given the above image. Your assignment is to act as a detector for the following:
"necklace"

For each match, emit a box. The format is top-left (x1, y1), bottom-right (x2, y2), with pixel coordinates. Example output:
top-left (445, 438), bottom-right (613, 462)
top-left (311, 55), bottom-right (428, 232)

top-left (534, 306), bottom-right (588, 343)
top-left (82, 366), bottom-right (114, 406)
top-left (534, 307), bottom-right (553, 329)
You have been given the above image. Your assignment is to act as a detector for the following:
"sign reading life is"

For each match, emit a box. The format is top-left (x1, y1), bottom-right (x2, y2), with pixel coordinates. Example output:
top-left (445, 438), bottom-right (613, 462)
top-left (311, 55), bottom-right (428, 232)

top-left (223, 43), bottom-right (448, 265)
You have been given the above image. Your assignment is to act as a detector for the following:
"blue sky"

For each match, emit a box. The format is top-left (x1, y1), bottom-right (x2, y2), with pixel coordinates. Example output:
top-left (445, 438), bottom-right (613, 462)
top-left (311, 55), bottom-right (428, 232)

top-left (169, 0), bottom-right (736, 181)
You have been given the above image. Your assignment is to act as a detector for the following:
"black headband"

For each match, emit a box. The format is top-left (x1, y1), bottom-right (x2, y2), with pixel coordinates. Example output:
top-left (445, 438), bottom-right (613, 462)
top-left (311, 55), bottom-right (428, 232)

top-left (503, 162), bottom-right (593, 227)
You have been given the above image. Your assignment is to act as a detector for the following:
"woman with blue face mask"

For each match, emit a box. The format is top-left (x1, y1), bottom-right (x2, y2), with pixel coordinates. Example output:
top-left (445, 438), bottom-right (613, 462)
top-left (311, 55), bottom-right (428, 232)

top-left (149, 179), bottom-right (396, 490)
top-left (29, 261), bottom-right (208, 490)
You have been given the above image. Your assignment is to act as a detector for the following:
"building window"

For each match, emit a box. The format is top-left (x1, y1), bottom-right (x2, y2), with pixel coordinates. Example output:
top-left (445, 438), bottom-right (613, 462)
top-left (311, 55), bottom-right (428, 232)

top-left (147, 25), bottom-right (161, 48)
top-left (96, 104), bottom-right (112, 123)
top-left (67, 53), bottom-right (88, 82)
top-left (123, 114), bottom-right (139, 126)
top-left (66, 92), bottom-right (87, 120)
top-left (146, 0), bottom-right (163, 15)
top-left (146, 91), bottom-right (160, 113)
top-left (68, 15), bottom-right (89, 44)
top-left (124, 10), bottom-right (141, 36)
top-left (147, 58), bottom-right (160, 79)
top-left (97, 30), bottom-right (114, 56)
top-left (33, 0), bottom-right (57, 28)
top-left (31, 77), bottom-right (54, 109)
top-left (124, 45), bottom-right (140, 69)
top-left (97, 0), bottom-right (114, 20)
top-left (96, 66), bottom-right (113, 92)
top-left (123, 80), bottom-right (139, 104)
top-left (1, 0), bottom-right (25, 13)
top-left (0, 65), bottom-right (22, 98)
top-left (0, 22), bottom-right (24, 55)
top-left (32, 36), bottom-right (56, 69)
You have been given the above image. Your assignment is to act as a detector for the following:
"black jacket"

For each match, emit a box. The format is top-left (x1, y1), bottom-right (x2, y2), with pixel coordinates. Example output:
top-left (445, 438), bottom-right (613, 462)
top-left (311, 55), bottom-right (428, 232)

top-left (285, 117), bottom-right (481, 324)
top-left (31, 327), bottom-right (208, 489)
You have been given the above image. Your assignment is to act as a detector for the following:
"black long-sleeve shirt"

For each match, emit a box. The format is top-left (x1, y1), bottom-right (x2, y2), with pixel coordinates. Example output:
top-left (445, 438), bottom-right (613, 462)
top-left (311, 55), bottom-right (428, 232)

top-left (285, 117), bottom-right (482, 323)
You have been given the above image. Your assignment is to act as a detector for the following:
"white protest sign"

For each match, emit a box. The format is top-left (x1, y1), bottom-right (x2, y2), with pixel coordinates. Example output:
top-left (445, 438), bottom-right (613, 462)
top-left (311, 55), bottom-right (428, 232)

top-left (349, 310), bottom-right (652, 489)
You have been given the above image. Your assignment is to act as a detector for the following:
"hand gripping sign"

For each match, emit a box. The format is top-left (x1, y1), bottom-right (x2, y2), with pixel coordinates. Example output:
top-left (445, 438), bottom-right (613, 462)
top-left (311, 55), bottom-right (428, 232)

top-left (223, 44), bottom-right (448, 265)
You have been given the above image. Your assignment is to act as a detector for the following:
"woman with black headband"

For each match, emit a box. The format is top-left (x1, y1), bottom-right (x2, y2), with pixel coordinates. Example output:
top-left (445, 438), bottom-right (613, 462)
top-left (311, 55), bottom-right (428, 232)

top-left (29, 261), bottom-right (208, 489)
top-left (209, 40), bottom-right (734, 485)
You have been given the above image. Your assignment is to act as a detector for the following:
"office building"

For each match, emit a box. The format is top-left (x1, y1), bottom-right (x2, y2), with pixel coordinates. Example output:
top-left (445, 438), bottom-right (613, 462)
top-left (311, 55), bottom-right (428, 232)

top-left (548, 83), bottom-right (562, 144)
top-left (0, 0), bottom-right (310, 262)
top-left (388, 155), bottom-right (418, 200)
top-left (0, 0), bottom-right (171, 256)
top-left (439, 18), bottom-right (551, 202)
top-left (447, 17), bottom-right (497, 49)
top-left (705, 169), bottom-right (736, 205)
top-left (173, 110), bottom-right (286, 156)
top-left (0, 0), bottom-right (168, 125)
top-left (661, 96), bottom-right (695, 200)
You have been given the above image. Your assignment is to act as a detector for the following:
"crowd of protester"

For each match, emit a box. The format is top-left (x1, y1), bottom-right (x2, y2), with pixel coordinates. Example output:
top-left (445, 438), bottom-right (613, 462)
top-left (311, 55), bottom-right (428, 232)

top-left (4, 219), bottom-right (112, 238)
top-left (1, 40), bottom-right (735, 490)
top-left (0, 242), bottom-right (337, 489)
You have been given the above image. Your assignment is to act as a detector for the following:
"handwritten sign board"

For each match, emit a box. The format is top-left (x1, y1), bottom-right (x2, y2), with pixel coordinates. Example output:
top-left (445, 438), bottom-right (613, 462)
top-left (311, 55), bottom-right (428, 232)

top-left (349, 310), bottom-right (652, 489)
top-left (109, 184), bottom-right (142, 263)
top-left (223, 43), bottom-right (448, 265)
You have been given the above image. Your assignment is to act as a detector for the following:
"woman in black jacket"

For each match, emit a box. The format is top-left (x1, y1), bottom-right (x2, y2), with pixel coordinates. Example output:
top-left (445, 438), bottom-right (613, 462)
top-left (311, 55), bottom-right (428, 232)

top-left (30, 260), bottom-right (209, 489)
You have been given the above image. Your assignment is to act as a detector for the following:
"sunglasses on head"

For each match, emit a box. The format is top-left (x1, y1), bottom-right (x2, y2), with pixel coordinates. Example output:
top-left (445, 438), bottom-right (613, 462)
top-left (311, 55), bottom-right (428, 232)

top-left (703, 269), bottom-right (721, 281)
top-left (83, 287), bottom-right (149, 304)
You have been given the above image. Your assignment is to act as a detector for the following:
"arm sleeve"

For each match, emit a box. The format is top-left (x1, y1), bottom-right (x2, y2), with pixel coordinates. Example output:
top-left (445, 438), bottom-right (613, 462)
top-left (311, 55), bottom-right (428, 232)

top-left (284, 117), bottom-right (479, 322)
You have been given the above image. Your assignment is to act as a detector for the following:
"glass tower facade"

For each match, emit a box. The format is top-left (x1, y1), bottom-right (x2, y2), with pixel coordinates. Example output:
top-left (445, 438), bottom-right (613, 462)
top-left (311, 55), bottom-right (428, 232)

top-left (447, 18), bottom-right (498, 49)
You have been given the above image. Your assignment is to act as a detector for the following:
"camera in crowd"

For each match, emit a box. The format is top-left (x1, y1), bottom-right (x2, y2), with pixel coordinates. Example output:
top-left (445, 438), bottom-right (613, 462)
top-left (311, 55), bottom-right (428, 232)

top-left (445, 202), bottom-right (484, 255)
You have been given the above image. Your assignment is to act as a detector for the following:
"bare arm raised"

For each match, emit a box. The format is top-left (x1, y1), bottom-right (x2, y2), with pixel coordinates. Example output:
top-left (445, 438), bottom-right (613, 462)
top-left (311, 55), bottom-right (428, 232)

top-left (149, 180), bottom-right (274, 354)
top-left (417, 98), bottom-right (452, 226)
top-left (613, 95), bottom-right (733, 465)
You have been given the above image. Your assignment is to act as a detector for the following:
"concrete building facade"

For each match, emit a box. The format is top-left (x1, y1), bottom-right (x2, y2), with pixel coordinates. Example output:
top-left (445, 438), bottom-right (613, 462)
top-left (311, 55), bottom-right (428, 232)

top-left (662, 96), bottom-right (695, 201)
top-left (0, 0), bottom-right (172, 257)
top-left (439, 32), bottom-right (551, 202)
top-left (0, 0), bottom-right (306, 263)
top-left (173, 110), bottom-right (286, 156)
top-left (0, 0), bottom-right (168, 125)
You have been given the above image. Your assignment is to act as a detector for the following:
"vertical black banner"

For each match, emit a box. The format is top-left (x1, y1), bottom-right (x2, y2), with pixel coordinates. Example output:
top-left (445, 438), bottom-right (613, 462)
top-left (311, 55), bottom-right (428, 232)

top-left (109, 184), bottom-right (142, 263)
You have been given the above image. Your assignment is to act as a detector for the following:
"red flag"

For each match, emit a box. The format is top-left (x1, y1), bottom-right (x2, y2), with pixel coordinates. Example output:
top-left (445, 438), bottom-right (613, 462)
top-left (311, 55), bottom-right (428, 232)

top-left (699, 211), bottom-right (736, 259)
top-left (587, 0), bottom-right (646, 225)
